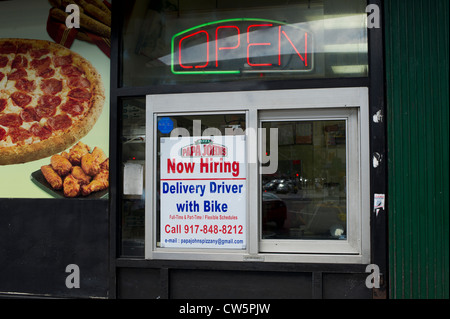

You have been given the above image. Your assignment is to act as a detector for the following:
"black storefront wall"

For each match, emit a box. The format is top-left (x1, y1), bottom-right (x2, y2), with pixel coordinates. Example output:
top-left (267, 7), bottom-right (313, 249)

top-left (110, 0), bottom-right (387, 299)
top-left (115, 261), bottom-right (372, 299)
top-left (0, 0), bottom-right (387, 299)
top-left (0, 199), bottom-right (109, 298)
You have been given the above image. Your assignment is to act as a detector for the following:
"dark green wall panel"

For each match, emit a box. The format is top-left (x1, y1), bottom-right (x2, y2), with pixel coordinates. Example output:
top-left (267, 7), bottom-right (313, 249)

top-left (385, 0), bottom-right (449, 299)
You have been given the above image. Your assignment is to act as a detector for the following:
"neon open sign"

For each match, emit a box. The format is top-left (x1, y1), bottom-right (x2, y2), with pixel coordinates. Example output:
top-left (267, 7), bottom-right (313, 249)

top-left (171, 18), bottom-right (313, 75)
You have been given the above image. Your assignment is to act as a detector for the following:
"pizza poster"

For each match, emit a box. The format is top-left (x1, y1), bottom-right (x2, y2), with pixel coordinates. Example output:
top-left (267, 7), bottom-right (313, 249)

top-left (160, 136), bottom-right (247, 249)
top-left (0, 0), bottom-right (110, 199)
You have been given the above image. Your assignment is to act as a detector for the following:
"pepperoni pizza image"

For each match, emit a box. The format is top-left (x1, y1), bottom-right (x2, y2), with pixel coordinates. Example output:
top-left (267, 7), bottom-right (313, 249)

top-left (0, 38), bottom-right (105, 165)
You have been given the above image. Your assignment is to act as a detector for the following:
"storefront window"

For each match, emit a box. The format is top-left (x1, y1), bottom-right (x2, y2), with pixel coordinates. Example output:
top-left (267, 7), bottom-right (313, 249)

top-left (145, 88), bottom-right (370, 263)
top-left (258, 107), bottom-right (362, 255)
top-left (261, 120), bottom-right (347, 241)
top-left (121, 0), bottom-right (368, 87)
top-left (121, 98), bottom-right (146, 257)
top-left (155, 113), bottom-right (247, 250)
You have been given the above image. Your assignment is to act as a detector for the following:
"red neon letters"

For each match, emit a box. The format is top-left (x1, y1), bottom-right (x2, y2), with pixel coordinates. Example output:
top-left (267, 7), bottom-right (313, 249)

top-left (175, 22), bottom-right (310, 72)
top-left (246, 24), bottom-right (273, 67)
top-left (179, 30), bottom-right (210, 69)
top-left (215, 25), bottom-right (240, 67)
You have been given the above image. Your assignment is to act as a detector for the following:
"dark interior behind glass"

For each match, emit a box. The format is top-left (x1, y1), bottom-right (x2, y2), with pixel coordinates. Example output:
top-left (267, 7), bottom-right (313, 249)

top-left (261, 119), bottom-right (347, 240)
top-left (121, 0), bottom-right (368, 87)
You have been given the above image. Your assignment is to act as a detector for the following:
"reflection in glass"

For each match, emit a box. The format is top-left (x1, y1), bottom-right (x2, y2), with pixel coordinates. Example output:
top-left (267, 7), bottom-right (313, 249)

top-left (121, 0), bottom-right (368, 87)
top-left (261, 120), bottom-right (347, 240)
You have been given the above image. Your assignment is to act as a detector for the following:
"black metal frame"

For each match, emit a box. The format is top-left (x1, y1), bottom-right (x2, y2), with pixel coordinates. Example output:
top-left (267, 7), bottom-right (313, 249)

top-left (108, 0), bottom-right (387, 299)
top-left (367, 0), bottom-right (388, 298)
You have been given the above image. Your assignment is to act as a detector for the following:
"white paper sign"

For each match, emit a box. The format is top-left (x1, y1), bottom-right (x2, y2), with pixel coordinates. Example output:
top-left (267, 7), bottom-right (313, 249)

top-left (160, 135), bottom-right (246, 249)
top-left (123, 162), bottom-right (144, 195)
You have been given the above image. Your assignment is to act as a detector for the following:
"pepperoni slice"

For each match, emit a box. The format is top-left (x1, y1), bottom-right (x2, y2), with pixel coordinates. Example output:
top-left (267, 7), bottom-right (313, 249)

top-left (68, 88), bottom-right (91, 101)
top-left (47, 114), bottom-right (72, 131)
top-left (0, 41), bottom-right (16, 54)
top-left (61, 98), bottom-right (84, 116)
top-left (20, 107), bottom-right (39, 122)
top-left (0, 127), bottom-right (6, 141)
top-left (0, 99), bottom-right (6, 112)
top-left (8, 127), bottom-right (32, 143)
top-left (38, 67), bottom-right (55, 79)
top-left (0, 72), bottom-right (4, 82)
top-left (8, 68), bottom-right (27, 81)
top-left (36, 103), bottom-right (57, 119)
top-left (0, 113), bottom-right (23, 127)
top-left (30, 123), bottom-right (52, 140)
top-left (38, 94), bottom-right (61, 108)
top-left (61, 65), bottom-right (84, 77)
top-left (31, 49), bottom-right (50, 59)
top-left (0, 56), bottom-right (8, 68)
top-left (30, 56), bottom-right (51, 72)
top-left (10, 91), bottom-right (32, 107)
top-left (68, 77), bottom-right (91, 88)
top-left (15, 78), bottom-right (36, 93)
top-left (40, 78), bottom-right (62, 95)
top-left (53, 55), bottom-right (72, 67)
top-left (17, 43), bottom-right (32, 54)
top-left (12, 55), bottom-right (28, 69)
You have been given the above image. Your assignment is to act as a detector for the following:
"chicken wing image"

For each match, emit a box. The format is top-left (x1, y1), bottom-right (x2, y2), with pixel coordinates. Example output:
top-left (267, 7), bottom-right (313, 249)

top-left (71, 166), bottom-right (92, 185)
top-left (68, 142), bottom-right (90, 166)
top-left (92, 147), bottom-right (107, 164)
top-left (81, 153), bottom-right (101, 176)
top-left (81, 169), bottom-right (109, 196)
top-left (51, 154), bottom-right (72, 176)
top-left (41, 165), bottom-right (63, 190)
top-left (63, 174), bottom-right (81, 198)
top-left (100, 158), bottom-right (109, 170)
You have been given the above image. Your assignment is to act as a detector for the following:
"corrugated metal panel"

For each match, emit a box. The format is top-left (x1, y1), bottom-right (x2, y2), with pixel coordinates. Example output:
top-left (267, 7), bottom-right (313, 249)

top-left (385, 0), bottom-right (449, 299)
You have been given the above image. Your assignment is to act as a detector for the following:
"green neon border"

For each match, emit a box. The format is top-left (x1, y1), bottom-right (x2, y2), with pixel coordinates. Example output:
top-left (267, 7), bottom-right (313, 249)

top-left (171, 18), bottom-right (290, 75)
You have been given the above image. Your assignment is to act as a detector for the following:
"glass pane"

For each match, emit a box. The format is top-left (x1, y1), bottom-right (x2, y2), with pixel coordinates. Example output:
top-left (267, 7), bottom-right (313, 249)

top-left (261, 120), bottom-right (347, 240)
top-left (121, 97), bottom-right (146, 257)
top-left (156, 114), bottom-right (246, 247)
top-left (121, 0), bottom-right (368, 87)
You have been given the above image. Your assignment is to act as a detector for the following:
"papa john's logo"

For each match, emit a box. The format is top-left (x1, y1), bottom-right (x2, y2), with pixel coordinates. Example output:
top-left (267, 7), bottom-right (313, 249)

top-left (180, 139), bottom-right (228, 158)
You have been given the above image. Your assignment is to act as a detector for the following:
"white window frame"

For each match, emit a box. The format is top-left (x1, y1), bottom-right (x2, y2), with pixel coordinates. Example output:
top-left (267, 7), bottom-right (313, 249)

top-left (259, 108), bottom-right (360, 255)
top-left (145, 88), bottom-right (370, 264)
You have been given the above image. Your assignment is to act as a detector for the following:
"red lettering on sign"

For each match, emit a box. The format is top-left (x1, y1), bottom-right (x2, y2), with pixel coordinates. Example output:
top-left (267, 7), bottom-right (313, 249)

top-left (280, 29), bottom-right (308, 66)
top-left (172, 19), bottom-right (312, 73)
top-left (179, 30), bottom-right (210, 69)
top-left (246, 24), bottom-right (273, 67)
top-left (167, 158), bottom-right (196, 174)
top-left (215, 26), bottom-right (240, 67)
